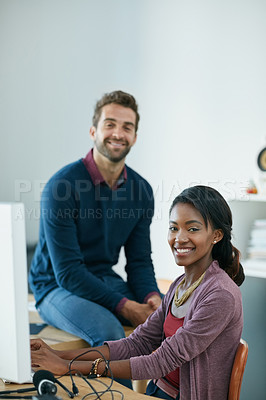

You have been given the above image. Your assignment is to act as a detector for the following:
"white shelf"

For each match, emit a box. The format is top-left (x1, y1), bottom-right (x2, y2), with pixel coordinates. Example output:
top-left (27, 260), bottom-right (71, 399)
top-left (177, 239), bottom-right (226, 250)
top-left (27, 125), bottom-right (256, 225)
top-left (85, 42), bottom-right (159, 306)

top-left (228, 194), bottom-right (266, 202)
top-left (226, 198), bottom-right (266, 260)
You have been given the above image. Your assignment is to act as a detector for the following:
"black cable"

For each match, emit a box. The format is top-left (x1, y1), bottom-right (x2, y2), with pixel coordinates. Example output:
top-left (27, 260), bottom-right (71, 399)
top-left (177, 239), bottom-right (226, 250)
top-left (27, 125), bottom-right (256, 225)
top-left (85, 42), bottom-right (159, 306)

top-left (0, 396), bottom-right (33, 399)
top-left (0, 389), bottom-right (36, 396)
top-left (80, 363), bottom-right (124, 400)
top-left (80, 375), bottom-right (102, 400)
top-left (82, 373), bottom-right (114, 399)
top-left (81, 376), bottom-right (113, 399)
top-left (80, 375), bottom-right (124, 400)
top-left (68, 349), bottom-right (109, 399)
top-left (67, 348), bottom-right (93, 395)
top-left (50, 348), bottom-right (124, 400)
top-left (85, 390), bottom-right (124, 400)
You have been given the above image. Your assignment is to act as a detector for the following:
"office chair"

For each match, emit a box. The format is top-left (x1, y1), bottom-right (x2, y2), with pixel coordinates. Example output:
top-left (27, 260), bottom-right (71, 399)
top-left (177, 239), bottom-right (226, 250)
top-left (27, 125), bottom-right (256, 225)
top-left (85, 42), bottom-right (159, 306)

top-left (228, 338), bottom-right (248, 400)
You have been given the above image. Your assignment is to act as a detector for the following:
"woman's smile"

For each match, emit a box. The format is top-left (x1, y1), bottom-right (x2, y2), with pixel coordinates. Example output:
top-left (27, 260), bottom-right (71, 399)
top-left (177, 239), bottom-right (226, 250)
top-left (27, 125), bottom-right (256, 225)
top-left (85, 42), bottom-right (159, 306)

top-left (173, 246), bottom-right (195, 256)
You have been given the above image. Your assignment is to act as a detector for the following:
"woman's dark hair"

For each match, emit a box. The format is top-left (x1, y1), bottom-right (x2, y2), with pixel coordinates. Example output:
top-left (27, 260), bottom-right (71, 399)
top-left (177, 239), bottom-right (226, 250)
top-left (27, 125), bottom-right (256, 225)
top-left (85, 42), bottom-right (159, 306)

top-left (92, 90), bottom-right (140, 131)
top-left (170, 185), bottom-right (245, 286)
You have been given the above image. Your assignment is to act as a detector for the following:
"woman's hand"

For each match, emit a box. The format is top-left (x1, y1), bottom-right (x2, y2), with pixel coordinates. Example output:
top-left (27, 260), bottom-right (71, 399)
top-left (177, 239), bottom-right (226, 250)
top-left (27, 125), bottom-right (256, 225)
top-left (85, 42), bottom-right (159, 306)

top-left (31, 345), bottom-right (69, 376)
top-left (31, 338), bottom-right (57, 354)
top-left (31, 338), bottom-right (68, 375)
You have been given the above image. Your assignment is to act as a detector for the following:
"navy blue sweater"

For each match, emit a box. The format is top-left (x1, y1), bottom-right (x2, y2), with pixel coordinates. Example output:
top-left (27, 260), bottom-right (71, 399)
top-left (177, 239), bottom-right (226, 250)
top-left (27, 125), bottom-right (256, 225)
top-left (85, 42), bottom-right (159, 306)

top-left (29, 159), bottom-right (159, 312)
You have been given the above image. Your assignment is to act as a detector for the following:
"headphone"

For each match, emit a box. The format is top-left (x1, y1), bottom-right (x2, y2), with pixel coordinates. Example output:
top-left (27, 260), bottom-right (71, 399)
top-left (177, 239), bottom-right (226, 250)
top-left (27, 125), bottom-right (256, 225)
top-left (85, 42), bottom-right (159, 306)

top-left (0, 370), bottom-right (75, 399)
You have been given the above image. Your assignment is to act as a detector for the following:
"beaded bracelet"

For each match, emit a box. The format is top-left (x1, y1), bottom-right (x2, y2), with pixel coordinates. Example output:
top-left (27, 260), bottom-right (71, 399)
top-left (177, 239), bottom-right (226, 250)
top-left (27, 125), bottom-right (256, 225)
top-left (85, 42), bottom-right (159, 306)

top-left (88, 358), bottom-right (109, 378)
top-left (101, 360), bottom-right (110, 377)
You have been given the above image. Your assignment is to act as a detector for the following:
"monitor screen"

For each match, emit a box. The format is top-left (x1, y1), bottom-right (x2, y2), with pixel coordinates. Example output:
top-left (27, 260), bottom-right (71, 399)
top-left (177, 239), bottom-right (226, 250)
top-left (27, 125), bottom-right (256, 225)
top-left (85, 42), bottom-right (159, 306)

top-left (0, 203), bottom-right (32, 383)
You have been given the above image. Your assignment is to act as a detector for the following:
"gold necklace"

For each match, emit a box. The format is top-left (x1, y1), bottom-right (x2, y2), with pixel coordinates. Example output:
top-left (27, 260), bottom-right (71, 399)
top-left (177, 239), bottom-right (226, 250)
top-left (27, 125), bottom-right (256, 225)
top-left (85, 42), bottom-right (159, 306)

top-left (174, 271), bottom-right (206, 308)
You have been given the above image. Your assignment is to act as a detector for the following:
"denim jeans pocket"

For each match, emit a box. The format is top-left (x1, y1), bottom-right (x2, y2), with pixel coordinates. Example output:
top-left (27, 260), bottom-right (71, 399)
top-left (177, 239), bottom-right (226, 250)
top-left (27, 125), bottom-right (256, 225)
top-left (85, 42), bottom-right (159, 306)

top-left (145, 380), bottom-right (158, 396)
top-left (145, 380), bottom-right (178, 399)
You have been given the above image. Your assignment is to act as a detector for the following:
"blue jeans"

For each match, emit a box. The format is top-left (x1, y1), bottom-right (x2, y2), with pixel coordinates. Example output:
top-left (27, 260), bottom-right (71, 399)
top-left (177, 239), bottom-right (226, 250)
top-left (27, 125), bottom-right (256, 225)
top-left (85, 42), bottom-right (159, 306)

top-left (146, 380), bottom-right (180, 399)
top-left (37, 274), bottom-right (136, 346)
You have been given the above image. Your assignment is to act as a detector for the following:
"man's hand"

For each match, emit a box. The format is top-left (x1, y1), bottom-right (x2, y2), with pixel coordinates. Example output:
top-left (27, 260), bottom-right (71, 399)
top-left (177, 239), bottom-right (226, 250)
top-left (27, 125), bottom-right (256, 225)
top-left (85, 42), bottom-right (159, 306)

top-left (146, 294), bottom-right (162, 311)
top-left (120, 300), bottom-right (156, 327)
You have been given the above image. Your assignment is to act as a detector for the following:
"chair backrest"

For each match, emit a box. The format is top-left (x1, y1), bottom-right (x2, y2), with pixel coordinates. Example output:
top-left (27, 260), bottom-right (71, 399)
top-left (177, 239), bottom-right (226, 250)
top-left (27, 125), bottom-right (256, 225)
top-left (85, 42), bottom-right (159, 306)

top-left (228, 338), bottom-right (248, 400)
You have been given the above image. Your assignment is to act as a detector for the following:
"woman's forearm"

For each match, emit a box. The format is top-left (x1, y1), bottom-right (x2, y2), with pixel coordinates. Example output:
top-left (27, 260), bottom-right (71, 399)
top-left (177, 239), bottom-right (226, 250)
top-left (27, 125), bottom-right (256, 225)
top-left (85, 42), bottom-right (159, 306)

top-left (58, 344), bottom-right (110, 361)
top-left (106, 359), bottom-right (132, 380)
top-left (31, 339), bottom-right (132, 379)
top-left (61, 346), bottom-right (132, 379)
top-left (70, 359), bottom-right (132, 380)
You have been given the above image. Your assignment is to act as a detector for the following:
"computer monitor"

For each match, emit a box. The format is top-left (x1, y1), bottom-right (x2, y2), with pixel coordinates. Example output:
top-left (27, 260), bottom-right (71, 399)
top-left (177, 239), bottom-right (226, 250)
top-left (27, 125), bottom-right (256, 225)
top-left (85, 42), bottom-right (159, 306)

top-left (0, 203), bottom-right (32, 383)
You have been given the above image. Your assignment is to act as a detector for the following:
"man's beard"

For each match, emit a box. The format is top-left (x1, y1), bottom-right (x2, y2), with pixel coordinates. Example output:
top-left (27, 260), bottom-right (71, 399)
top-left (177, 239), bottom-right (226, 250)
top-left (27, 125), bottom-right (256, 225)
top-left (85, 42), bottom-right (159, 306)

top-left (94, 138), bottom-right (131, 162)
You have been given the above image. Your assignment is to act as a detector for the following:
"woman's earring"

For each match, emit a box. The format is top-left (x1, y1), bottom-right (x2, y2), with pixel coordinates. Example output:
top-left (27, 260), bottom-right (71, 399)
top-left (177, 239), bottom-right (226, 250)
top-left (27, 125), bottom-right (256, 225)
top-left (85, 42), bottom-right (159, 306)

top-left (213, 240), bottom-right (217, 244)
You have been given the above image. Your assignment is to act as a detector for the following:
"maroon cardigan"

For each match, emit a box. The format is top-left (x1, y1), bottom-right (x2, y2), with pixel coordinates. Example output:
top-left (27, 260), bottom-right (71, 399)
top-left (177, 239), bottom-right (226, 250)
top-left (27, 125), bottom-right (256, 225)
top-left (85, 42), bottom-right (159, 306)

top-left (107, 260), bottom-right (243, 400)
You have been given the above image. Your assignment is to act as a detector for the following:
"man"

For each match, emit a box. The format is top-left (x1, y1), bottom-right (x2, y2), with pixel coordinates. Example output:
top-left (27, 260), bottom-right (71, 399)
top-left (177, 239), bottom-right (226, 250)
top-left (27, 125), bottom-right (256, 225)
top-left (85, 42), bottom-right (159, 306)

top-left (29, 90), bottom-right (161, 347)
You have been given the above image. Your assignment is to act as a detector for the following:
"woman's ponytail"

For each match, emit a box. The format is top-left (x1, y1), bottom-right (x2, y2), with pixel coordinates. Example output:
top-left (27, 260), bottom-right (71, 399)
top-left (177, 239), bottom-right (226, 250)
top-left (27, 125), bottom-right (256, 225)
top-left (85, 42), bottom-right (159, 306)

top-left (212, 235), bottom-right (245, 286)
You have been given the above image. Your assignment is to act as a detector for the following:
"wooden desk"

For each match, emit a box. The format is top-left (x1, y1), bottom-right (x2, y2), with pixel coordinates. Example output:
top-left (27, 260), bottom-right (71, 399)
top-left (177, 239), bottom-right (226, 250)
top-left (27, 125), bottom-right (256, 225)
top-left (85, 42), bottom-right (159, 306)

top-left (0, 375), bottom-right (149, 399)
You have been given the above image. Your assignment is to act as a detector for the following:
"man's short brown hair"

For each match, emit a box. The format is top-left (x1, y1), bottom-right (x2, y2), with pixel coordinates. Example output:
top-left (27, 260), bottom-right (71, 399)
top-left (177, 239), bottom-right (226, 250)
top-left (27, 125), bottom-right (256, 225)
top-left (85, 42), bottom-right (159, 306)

top-left (92, 90), bottom-right (140, 132)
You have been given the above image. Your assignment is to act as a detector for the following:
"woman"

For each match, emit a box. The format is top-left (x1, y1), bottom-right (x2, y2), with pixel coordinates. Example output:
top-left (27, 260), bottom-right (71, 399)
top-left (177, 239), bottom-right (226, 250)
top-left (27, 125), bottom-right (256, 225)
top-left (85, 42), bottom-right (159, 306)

top-left (31, 185), bottom-right (244, 400)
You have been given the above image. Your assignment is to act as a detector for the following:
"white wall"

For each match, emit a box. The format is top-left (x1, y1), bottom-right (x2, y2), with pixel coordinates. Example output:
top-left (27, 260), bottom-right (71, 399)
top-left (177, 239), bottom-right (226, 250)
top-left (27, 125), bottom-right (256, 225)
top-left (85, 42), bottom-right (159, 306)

top-left (1, 0), bottom-right (266, 280)
top-left (134, 0), bottom-right (266, 279)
